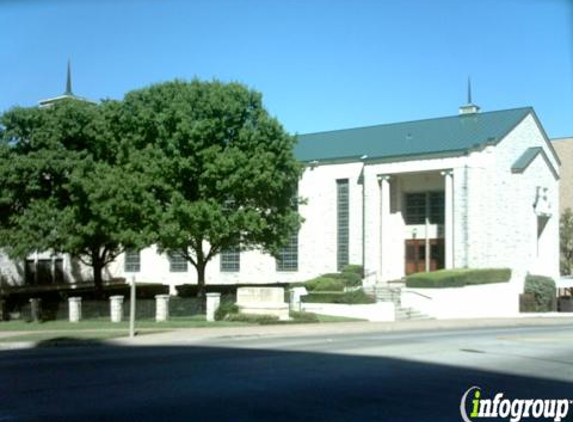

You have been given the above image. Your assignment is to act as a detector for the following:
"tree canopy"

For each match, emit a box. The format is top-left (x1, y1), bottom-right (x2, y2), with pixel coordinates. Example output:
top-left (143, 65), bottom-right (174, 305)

top-left (561, 208), bottom-right (573, 275)
top-left (120, 80), bottom-right (302, 296)
top-left (0, 99), bottom-right (155, 292)
top-left (0, 79), bottom-right (302, 297)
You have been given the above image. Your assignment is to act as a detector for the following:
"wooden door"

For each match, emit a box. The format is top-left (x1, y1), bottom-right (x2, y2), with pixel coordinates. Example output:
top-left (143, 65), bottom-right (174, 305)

top-left (405, 239), bottom-right (426, 275)
top-left (405, 239), bottom-right (445, 275)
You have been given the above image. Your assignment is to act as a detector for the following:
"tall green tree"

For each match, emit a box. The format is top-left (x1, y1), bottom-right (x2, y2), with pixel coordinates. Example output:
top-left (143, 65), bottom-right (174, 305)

top-left (121, 80), bottom-right (302, 298)
top-left (0, 99), bottom-right (154, 293)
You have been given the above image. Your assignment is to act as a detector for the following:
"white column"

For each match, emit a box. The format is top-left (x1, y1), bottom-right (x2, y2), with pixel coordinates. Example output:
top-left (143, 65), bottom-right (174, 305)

top-left (206, 293), bottom-right (221, 322)
top-left (441, 170), bottom-right (454, 269)
top-left (155, 295), bottom-right (170, 322)
top-left (109, 296), bottom-right (124, 323)
top-left (378, 175), bottom-right (391, 282)
top-left (68, 297), bottom-right (82, 323)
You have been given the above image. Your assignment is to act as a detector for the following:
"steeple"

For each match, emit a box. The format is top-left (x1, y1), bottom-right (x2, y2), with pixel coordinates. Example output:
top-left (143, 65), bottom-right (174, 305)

top-left (64, 59), bottom-right (73, 96)
top-left (39, 60), bottom-right (94, 108)
top-left (467, 76), bottom-right (472, 104)
top-left (459, 77), bottom-right (480, 115)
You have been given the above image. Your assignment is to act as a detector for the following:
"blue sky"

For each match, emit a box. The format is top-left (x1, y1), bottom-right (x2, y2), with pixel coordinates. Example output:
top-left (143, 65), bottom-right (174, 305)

top-left (1, 0), bottom-right (572, 138)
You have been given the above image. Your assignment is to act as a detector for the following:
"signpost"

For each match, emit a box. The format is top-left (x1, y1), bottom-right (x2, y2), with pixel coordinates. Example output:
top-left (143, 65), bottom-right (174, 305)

top-left (129, 275), bottom-right (136, 338)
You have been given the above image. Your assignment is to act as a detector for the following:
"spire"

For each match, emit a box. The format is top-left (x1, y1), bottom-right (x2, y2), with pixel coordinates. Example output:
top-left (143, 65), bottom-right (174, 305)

top-left (64, 59), bottom-right (73, 96)
top-left (459, 76), bottom-right (480, 115)
top-left (467, 76), bottom-right (472, 105)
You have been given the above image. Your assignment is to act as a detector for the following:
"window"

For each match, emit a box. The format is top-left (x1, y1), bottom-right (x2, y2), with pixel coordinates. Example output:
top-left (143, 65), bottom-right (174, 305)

top-left (124, 250), bottom-right (141, 273)
top-left (429, 192), bottom-right (445, 224)
top-left (276, 234), bottom-right (298, 272)
top-left (25, 258), bottom-right (64, 285)
top-left (168, 251), bottom-right (188, 272)
top-left (220, 246), bottom-right (240, 272)
top-left (404, 192), bottom-right (445, 225)
top-left (337, 179), bottom-right (349, 271)
top-left (404, 193), bottom-right (426, 224)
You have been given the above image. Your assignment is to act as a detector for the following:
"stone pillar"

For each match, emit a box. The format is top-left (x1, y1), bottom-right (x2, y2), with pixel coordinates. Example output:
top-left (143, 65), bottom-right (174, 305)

top-left (29, 298), bottom-right (42, 322)
top-left (206, 293), bottom-right (221, 322)
top-left (289, 290), bottom-right (301, 312)
top-left (442, 170), bottom-right (454, 269)
top-left (68, 297), bottom-right (82, 323)
top-left (378, 175), bottom-right (392, 282)
top-left (109, 295), bottom-right (124, 323)
top-left (155, 295), bottom-right (170, 322)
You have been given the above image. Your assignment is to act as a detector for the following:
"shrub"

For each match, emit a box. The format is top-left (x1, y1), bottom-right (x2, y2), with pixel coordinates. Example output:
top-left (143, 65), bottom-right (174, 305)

top-left (524, 275), bottom-right (556, 312)
top-left (341, 272), bottom-right (362, 287)
top-left (304, 272), bottom-right (362, 291)
top-left (289, 311), bottom-right (319, 323)
top-left (304, 277), bottom-right (346, 292)
top-left (302, 289), bottom-right (375, 304)
top-left (342, 264), bottom-right (364, 278)
top-left (226, 313), bottom-right (280, 324)
top-left (405, 268), bottom-right (511, 288)
top-left (214, 301), bottom-right (239, 321)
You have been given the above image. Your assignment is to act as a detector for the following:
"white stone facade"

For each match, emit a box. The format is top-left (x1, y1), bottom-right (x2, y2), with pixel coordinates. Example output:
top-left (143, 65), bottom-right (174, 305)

top-left (0, 110), bottom-right (560, 297)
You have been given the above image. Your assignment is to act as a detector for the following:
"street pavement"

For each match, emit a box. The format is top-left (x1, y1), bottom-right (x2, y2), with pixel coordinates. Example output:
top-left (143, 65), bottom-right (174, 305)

top-left (0, 319), bottom-right (572, 421)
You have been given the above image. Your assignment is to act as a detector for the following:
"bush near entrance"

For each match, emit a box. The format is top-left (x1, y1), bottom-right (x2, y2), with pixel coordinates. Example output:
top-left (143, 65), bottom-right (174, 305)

top-left (302, 290), bottom-right (375, 305)
top-left (524, 274), bottom-right (556, 312)
top-left (405, 268), bottom-right (511, 288)
top-left (300, 265), bottom-right (364, 291)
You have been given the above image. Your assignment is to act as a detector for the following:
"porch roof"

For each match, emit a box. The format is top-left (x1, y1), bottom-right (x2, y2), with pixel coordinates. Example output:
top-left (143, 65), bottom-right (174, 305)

top-left (295, 107), bottom-right (532, 163)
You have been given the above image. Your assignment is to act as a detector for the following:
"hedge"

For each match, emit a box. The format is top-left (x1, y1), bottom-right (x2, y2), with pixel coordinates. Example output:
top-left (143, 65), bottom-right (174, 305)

top-left (342, 264), bottom-right (364, 278)
top-left (290, 311), bottom-right (320, 323)
top-left (524, 274), bottom-right (556, 312)
top-left (322, 272), bottom-right (362, 287)
top-left (405, 268), bottom-right (511, 288)
top-left (304, 277), bottom-right (346, 292)
top-left (302, 267), bottom-right (364, 292)
top-left (302, 289), bottom-right (375, 304)
top-left (226, 313), bottom-right (280, 324)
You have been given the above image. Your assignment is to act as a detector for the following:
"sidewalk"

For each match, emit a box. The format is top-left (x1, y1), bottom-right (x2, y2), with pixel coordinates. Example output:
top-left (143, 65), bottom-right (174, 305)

top-left (1, 316), bottom-right (572, 350)
top-left (112, 316), bottom-right (573, 347)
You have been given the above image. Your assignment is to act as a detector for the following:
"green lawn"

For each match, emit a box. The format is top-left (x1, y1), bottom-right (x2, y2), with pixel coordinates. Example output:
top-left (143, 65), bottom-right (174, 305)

top-left (0, 316), bottom-right (249, 332)
top-left (0, 313), bottom-right (364, 343)
top-left (315, 314), bottom-right (366, 323)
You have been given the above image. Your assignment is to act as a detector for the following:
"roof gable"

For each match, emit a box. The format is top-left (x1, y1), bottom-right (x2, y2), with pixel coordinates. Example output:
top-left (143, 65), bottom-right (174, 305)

top-left (511, 147), bottom-right (559, 180)
top-left (295, 107), bottom-right (533, 163)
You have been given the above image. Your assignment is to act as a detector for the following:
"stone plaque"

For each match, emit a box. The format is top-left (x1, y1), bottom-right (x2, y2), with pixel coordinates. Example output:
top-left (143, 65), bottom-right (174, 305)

top-left (237, 287), bottom-right (284, 304)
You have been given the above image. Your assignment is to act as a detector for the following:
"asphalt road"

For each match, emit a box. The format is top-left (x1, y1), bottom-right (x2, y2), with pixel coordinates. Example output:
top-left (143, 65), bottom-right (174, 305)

top-left (1, 325), bottom-right (573, 421)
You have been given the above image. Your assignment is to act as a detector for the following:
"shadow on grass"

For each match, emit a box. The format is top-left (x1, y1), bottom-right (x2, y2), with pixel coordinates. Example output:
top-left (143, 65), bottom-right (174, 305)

top-left (0, 339), bottom-right (571, 421)
top-left (34, 336), bottom-right (112, 348)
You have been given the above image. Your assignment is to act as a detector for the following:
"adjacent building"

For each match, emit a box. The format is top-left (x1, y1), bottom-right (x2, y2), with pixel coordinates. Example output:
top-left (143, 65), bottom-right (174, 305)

top-left (551, 137), bottom-right (573, 215)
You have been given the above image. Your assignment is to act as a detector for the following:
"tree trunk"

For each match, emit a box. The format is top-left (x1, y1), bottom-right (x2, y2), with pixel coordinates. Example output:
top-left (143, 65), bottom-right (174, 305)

top-left (196, 261), bottom-right (206, 300)
top-left (92, 252), bottom-right (104, 299)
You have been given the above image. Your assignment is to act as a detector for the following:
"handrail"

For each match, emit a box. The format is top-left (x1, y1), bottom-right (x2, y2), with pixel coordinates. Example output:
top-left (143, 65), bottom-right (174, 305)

top-left (401, 289), bottom-right (433, 300)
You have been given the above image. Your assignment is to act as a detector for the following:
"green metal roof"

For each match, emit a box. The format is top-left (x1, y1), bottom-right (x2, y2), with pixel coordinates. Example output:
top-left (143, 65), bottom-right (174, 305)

top-left (294, 107), bottom-right (533, 163)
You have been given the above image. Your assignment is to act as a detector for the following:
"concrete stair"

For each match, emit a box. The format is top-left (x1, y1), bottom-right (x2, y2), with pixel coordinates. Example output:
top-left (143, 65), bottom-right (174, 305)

top-left (367, 283), bottom-right (433, 321)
